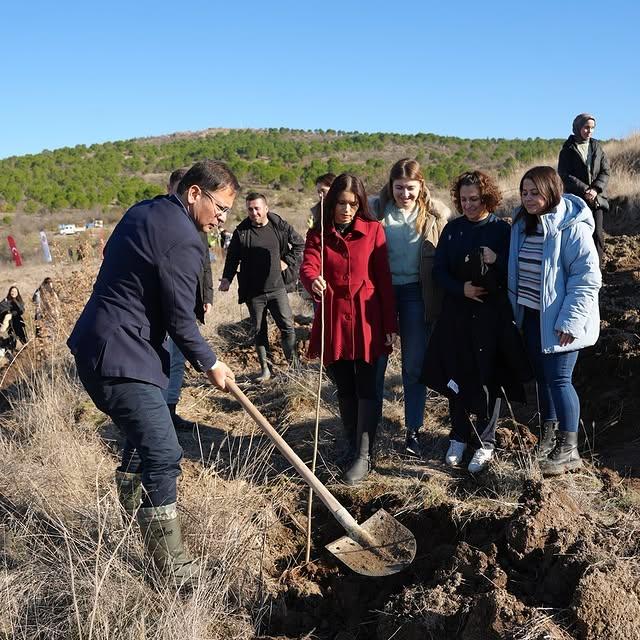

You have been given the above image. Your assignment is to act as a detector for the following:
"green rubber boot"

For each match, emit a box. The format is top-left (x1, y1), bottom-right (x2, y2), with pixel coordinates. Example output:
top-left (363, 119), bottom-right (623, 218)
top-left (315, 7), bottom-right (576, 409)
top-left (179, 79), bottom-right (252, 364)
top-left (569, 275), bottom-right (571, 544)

top-left (137, 503), bottom-right (202, 587)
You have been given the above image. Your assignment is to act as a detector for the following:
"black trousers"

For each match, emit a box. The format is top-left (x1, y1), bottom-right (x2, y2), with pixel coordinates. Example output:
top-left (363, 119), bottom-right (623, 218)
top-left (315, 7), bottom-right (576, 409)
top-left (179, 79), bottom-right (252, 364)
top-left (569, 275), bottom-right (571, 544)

top-left (449, 391), bottom-right (501, 448)
top-left (327, 359), bottom-right (378, 400)
top-left (76, 359), bottom-right (182, 507)
top-left (592, 208), bottom-right (605, 266)
top-left (11, 318), bottom-right (28, 345)
top-left (246, 288), bottom-right (295, 350)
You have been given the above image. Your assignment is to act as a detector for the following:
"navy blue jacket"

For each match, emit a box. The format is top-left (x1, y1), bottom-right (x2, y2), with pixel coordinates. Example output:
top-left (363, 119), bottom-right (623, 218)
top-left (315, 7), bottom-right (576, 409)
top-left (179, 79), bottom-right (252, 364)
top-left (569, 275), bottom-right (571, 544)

top-left (68, 194), bottom-right (217, 387)
top-left (433, 214), bottom-right (510, 297)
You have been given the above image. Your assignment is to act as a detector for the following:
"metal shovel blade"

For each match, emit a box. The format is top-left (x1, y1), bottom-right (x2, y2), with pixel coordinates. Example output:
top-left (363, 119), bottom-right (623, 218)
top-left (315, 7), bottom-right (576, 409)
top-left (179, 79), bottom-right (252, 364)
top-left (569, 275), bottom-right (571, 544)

top-left (325, 509), bottom-right (416, 577)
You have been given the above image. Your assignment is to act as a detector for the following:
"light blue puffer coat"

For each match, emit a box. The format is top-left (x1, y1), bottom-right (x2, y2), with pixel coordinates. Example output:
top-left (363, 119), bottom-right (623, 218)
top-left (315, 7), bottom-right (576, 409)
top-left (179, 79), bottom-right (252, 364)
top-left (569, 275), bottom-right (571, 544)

top-left (508, 194), bottom-right (602, 353)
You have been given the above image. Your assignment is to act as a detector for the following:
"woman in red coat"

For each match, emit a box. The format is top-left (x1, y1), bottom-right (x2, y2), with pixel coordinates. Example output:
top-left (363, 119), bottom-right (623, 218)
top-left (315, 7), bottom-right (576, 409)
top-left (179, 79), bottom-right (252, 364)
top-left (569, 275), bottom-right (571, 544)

top-left (300, 174), bottom-right (397, 484)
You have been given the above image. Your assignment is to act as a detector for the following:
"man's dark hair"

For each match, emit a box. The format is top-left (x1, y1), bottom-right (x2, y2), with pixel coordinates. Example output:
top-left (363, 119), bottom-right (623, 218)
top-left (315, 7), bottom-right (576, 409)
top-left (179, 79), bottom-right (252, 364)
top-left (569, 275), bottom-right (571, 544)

top-left (245, 192), bottom-right (268, 204)
top-left (177, 160), bottom-right (240, 196)
top-left (315, 173), bottom-right (336, 188)
top-left (169, 168), bottom-right (188, 190)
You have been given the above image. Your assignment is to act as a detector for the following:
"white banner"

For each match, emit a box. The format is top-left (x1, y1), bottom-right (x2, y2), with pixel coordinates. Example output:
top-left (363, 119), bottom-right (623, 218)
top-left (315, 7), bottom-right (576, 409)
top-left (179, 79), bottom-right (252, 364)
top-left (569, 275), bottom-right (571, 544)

top-left (40, 231), bottom-right (52, 263)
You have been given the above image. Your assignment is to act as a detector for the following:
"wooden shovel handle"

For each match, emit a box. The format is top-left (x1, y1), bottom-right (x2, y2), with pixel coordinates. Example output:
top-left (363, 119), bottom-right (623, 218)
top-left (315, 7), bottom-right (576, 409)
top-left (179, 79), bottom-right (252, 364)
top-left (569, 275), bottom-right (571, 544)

top-left (226, 378), bottom-right (362, 534)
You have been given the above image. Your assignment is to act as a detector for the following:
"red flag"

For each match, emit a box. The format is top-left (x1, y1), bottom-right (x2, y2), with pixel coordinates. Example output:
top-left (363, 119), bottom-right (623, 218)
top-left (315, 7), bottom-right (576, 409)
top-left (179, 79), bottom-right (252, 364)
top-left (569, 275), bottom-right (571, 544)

top-left (7, 236), bottom-right (23, 267)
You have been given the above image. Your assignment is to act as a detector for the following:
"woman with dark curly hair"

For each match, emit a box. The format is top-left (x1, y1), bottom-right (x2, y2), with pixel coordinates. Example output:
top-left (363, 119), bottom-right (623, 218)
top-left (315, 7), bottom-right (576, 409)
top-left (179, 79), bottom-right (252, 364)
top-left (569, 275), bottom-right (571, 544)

top-left (422, 171), bottom-right (530, 473)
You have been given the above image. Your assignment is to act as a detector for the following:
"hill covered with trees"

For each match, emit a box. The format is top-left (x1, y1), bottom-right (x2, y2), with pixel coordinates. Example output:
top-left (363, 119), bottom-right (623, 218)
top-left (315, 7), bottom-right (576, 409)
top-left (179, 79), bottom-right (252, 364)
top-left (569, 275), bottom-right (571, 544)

top-left (0, 128), bottom-right (563, 215)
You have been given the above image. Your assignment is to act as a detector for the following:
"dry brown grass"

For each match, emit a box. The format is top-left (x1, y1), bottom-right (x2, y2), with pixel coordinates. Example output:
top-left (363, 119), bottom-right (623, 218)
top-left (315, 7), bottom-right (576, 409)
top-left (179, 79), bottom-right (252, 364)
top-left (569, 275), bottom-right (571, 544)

top-left (0, 355), bottom-right (290, 639)
top-left (604, 132), bottom-right (640, 198)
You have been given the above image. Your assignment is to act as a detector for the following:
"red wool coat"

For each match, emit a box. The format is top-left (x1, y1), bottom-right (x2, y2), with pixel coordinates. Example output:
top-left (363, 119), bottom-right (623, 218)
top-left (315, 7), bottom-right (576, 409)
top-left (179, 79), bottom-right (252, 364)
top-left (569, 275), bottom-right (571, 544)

top-left (300, 216), bottom-right (398, 365)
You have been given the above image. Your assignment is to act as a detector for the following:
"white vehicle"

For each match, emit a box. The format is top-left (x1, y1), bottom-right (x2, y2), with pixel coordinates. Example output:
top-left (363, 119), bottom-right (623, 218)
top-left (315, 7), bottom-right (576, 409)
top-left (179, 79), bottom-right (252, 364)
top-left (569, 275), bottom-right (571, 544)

top-left (58, 223), bottom-right (85, 235)
top-left (58, 224), bottom-right (77, 235)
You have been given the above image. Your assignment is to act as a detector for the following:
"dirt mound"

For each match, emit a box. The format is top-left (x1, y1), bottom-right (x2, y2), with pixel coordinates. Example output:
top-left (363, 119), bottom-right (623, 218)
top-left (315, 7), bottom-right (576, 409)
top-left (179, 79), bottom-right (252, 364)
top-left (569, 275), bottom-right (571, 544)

top-left (571, 562), bottom-right (640, 640)
top-left (495, 419), bottom-right (538, 452)
top-left (576, 234), bottom-right (640, 478)
top-left (263, 480), bottom-right (637, 639)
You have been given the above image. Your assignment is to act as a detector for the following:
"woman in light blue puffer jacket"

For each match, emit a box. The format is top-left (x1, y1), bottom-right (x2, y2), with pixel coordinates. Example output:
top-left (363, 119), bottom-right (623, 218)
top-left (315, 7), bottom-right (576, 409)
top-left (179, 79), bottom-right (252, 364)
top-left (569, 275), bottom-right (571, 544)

top-left (508, 166), bottom-right (601, 476)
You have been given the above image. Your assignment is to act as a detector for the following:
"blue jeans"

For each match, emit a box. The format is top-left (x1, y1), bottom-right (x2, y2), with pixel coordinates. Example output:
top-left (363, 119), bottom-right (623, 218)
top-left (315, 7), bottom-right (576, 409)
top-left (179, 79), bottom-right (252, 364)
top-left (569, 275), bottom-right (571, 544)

top-left (376, 282), bottom-right (429, 432)
top-left (162, 336), bottom-right (186, 405)
top-left (523, 308), bottom-right (580, 433)
top-left (76, 359), bottom-right (183, 507)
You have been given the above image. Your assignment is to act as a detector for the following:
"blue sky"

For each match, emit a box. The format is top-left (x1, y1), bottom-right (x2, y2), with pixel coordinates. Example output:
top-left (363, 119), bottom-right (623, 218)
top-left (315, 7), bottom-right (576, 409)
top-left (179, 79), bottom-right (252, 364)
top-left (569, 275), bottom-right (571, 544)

top-left (1, 0), bottom-right (638, 158)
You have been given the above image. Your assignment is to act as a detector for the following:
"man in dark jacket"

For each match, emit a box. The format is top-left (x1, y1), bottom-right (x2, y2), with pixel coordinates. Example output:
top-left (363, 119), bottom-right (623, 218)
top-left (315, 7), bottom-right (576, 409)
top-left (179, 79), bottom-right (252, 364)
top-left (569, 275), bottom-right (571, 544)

top-left (558, 113), bottom-right (610, 266)
top-left (219, 192), bottom-right (304, 382)
top-left (162, 168), bottom-right (215, 430)
top-left (68, 160), bottom-right (238, 585)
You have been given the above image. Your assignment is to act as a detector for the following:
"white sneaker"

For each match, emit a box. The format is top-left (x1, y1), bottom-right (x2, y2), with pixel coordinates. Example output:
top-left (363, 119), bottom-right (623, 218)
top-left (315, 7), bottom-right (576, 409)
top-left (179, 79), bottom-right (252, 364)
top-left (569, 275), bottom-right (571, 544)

top-left (445, 440), bottom-right (467, 467)
top-left (468, 447), bottom-right (494, 473)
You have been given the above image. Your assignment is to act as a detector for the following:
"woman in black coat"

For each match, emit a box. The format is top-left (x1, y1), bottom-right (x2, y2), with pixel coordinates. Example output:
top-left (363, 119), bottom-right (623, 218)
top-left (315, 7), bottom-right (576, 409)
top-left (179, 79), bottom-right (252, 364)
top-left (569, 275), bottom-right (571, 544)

top-left (558, 113), bottom-right (610, 266)
top-left (422, 171), bottom-right (530, 473)
top-left (5, 286), bottom-right (28, 345)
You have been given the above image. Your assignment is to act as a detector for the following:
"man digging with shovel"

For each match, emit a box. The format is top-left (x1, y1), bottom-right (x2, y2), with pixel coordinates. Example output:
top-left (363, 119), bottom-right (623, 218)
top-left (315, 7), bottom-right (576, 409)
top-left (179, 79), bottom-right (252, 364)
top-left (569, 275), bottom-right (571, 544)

top-left (68, 160), bottom-right (237, 587)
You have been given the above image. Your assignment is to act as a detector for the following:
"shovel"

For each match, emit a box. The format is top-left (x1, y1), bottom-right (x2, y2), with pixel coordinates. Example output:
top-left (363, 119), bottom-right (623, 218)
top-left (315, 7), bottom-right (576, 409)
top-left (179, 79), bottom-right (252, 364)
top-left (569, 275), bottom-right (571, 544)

top-left (226, 379), bottom-right (416, 577)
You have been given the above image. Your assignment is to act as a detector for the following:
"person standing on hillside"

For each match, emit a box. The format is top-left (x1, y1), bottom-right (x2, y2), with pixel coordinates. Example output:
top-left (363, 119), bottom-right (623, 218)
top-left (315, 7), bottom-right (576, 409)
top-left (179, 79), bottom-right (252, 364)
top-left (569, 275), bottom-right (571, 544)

top-left (369, 159), bottom-right (452, 458)
top-left (219, 192), bottom-right (304, 382)
top-left (32, 277), bottom-right (60, 340)
top-left (300, 174), bottom-right (398, 485)
top-left (558, 113), bottom-right (610, 267)
top-left (508, 166), bottom-right (601, 476)
top-left (68, 160), bottom-right (237, 586)
top-left (423, 171), bottom-right (530, 473)
top-left (161, 168), bottom-right (215, 431)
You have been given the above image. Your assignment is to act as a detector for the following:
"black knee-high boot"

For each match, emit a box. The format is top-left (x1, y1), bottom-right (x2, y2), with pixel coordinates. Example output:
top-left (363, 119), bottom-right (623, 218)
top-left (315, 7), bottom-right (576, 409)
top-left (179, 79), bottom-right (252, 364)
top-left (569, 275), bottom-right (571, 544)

top-left (344, 399), bottom-right (378, 485)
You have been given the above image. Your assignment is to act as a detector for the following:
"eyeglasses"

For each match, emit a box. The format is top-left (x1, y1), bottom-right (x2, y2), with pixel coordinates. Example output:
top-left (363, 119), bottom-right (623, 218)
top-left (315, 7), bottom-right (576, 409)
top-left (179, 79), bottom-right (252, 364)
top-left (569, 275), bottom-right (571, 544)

top-left (203, 190), bottom-right (231, 215)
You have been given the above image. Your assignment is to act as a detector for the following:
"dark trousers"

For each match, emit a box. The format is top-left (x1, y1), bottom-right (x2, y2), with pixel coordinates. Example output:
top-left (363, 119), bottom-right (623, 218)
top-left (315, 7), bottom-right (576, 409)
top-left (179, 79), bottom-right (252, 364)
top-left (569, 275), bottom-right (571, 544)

top-left (522, 308), bottom-right (580, 433)
top-left (12, 318), bottom-right (28, 345)
top-left (76, 360), bottom-right (182, 507)
top-left (246, 288), bottom-right (295, 351)
top-left (327, 359), bottom-right (378, 401)
top-left (592, 208), bottom-right (605, 266)
top-left (449, 392), bottom-right (501, 449)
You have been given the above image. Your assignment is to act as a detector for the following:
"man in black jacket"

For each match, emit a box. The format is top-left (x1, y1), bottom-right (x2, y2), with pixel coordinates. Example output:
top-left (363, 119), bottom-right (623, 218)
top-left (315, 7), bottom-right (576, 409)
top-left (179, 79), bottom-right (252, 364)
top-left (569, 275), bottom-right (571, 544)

top-left (558, 113), bottom-right (610, 266)
top-left (68, 160), bottom-right (237, 585)
top-left (219, 192), bottom-right (304, 382)
top-left (163, 168), bottom-right (215, 430)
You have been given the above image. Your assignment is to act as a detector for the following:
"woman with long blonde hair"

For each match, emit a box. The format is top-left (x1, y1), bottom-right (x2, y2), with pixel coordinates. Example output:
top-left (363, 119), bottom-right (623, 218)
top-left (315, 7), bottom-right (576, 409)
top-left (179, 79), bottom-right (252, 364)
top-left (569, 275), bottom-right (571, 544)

top-left (369, 158), bottom-right (452, 456)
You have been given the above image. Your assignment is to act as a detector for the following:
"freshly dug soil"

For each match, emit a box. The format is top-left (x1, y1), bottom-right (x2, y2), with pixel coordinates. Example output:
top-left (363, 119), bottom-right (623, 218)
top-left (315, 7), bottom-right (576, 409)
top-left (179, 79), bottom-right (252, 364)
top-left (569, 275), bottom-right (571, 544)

top-left (262, 480), bottom-right (638, 639)
top-left (576, 233), bottom-right (640, 478)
